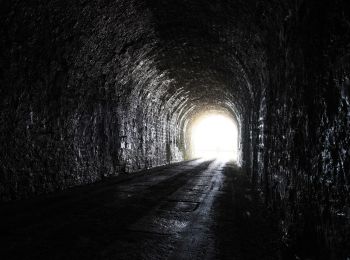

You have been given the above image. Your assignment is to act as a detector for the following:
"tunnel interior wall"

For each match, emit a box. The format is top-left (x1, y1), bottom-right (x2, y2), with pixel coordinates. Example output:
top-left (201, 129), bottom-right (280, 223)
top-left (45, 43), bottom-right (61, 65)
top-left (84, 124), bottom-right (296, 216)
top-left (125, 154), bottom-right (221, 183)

top-left (249, 1), bottom-right (350, 257)
top-left (0, 0), bottom-right (184, 201)
top-left (1, 0), bottom-right (350, 257)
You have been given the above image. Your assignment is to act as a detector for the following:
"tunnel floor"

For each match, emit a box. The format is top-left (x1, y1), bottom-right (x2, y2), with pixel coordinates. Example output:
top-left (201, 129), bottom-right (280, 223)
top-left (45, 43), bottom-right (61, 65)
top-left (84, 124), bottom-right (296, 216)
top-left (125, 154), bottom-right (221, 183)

top-left (0, 160), bottom-right (282, 259)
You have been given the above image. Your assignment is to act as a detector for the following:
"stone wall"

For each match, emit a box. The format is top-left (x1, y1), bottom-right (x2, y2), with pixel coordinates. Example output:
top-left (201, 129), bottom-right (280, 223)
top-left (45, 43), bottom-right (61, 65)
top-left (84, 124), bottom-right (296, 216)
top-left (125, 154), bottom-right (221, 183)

top-left (0, 0), bottom-right (184, 201)
top-left (250, 1), bottom-right (350, 257)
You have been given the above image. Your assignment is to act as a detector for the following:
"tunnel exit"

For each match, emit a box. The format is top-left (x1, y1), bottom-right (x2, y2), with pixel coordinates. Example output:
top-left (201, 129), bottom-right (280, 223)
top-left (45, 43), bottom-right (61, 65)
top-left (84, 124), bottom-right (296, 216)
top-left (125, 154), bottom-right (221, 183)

top-left (191, 114), bottom-right (239, 161)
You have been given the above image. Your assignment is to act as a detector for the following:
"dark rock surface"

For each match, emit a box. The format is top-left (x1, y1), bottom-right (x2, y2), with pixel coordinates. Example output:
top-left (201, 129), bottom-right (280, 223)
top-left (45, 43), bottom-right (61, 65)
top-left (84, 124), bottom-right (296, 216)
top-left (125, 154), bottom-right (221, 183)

top-left (1, 0), bottom-right (349, 258)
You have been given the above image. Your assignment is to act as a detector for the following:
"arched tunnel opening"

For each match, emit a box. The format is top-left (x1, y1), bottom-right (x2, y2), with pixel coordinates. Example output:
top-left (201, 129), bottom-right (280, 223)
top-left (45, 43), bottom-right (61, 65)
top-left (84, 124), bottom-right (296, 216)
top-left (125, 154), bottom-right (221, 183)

top-left (185, 109), bottom-right (240, 162)
top-left (0, 0), bottom-right (349, 259)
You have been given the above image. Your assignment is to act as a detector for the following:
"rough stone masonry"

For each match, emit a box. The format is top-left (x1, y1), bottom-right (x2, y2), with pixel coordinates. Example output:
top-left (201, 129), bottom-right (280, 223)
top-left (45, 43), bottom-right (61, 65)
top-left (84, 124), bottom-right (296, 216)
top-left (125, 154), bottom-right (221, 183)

top-left (0, 0), bottom-right (349, 258)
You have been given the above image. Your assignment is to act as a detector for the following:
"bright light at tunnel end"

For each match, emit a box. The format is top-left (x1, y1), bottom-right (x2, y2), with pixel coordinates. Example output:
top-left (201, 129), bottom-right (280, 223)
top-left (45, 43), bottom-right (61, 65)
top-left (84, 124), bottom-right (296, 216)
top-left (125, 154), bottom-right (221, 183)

top-left (191, 114), bottom-right (239, 162)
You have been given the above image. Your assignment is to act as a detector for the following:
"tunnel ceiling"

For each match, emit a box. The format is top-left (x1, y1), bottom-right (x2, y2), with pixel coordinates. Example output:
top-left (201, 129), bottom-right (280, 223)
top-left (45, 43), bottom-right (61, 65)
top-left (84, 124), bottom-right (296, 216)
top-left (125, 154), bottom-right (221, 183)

top-left (142, 0), bottom-right (268, 118)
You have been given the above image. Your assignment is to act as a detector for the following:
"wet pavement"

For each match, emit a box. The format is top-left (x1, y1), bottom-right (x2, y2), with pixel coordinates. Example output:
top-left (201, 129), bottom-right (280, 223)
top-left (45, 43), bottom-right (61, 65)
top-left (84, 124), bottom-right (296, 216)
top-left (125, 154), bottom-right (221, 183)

top-left (0, 159), bottom-right (282, 259)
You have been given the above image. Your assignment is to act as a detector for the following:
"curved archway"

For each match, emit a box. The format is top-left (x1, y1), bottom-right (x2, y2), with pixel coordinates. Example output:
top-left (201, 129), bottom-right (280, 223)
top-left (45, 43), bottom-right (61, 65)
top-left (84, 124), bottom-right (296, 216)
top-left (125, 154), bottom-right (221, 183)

top-left (183, 108), bottom-right (241, 163)
top-left (191, 113), bottom-right (238, 161)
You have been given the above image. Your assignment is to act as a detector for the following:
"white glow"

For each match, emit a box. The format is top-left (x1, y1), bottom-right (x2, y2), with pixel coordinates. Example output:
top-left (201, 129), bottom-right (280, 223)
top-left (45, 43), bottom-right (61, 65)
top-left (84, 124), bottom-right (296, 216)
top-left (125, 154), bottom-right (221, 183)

top-left (191, 114), bottom-right (238, 161)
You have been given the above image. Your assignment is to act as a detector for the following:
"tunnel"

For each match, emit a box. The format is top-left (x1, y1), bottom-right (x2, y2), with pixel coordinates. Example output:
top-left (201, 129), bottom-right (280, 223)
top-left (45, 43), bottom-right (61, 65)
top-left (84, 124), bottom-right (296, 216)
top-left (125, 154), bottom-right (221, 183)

top-left (0, 0), bottom-right (349, 259)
